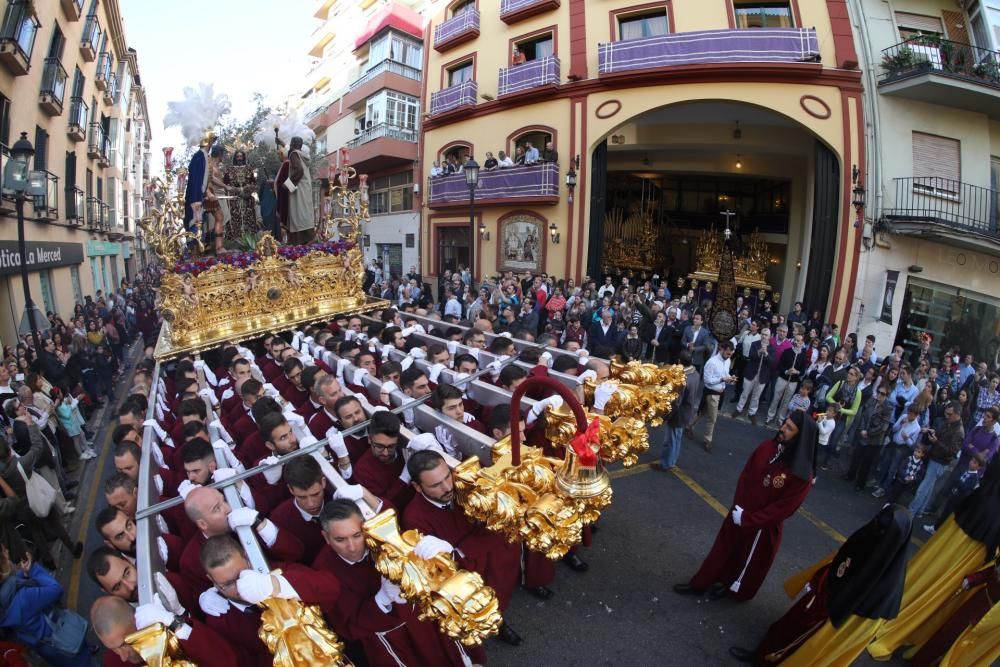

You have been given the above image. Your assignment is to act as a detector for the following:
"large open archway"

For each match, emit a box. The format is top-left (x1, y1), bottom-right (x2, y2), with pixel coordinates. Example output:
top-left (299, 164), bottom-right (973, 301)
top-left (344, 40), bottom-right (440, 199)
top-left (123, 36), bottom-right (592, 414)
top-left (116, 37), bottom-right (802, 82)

top-left (584, 99), bottom-right (845, 321)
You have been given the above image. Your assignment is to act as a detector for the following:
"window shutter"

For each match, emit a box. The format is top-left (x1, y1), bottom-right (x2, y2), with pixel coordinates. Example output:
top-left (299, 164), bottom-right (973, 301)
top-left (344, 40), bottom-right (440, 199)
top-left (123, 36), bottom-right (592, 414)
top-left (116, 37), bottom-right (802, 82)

top-left (912, 132), bottom-right (960, 183)
top-left (895, 12), bottom-right (944, 34)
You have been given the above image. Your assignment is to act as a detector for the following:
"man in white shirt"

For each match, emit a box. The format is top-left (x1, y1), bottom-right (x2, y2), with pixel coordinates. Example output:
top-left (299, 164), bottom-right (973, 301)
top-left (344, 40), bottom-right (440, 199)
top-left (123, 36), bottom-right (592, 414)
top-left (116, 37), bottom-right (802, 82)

top-left (524, 142), bottom-right (540, 164)
top-left (597, 276), bottom-right (616, 300)
top-left (734, 320), bottom-right (761, 402)
top-left (497, 151), bottom-right (514, 168)
top-left (443, 289), bottom-right (462, 320)
top-left (696, 341), bottom-right (736, 452)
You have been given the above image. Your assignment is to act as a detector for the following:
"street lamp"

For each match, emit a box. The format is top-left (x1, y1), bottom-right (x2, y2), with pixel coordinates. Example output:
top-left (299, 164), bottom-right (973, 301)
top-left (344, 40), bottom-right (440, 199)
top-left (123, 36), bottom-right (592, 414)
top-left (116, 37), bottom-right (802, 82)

top-left (3, 132), bottom-right (47, 352)
top-left (464, 157), bottom-right (479, 288)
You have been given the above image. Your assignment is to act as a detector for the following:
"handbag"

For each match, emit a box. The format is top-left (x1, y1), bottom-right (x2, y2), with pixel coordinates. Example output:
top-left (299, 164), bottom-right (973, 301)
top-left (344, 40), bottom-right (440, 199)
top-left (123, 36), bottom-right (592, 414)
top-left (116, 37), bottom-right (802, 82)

top-left (282, 177), bottom-right (297, 193)
top-left (41, 607), bottom-right (88, 655)
top-left (15, 462), bottom-right (56, 518)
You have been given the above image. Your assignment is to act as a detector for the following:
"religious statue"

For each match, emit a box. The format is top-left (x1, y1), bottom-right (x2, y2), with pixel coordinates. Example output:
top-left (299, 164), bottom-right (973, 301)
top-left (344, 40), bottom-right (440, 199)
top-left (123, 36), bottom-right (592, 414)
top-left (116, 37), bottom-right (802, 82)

top-left (224, 149), bottom-right (260, 242)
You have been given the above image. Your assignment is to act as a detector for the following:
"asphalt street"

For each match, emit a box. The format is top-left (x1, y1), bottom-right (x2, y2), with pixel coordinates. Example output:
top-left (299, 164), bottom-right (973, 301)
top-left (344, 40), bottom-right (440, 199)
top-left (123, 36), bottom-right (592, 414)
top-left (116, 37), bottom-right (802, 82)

top-left (60, 369), bottom-right (912, 666)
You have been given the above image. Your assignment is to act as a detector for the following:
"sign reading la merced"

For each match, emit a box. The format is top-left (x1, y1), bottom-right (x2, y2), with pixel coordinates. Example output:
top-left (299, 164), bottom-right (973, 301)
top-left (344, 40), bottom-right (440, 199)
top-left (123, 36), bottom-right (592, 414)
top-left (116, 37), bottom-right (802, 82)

top-left (0, 241), bottom-right (84, 276)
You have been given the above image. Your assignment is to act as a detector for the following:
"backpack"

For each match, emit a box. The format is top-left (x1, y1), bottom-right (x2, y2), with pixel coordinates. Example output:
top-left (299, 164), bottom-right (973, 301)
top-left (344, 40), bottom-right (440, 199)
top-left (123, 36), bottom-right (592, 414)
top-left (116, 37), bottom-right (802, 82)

top-left (39, 607), bottom-right (87, 656)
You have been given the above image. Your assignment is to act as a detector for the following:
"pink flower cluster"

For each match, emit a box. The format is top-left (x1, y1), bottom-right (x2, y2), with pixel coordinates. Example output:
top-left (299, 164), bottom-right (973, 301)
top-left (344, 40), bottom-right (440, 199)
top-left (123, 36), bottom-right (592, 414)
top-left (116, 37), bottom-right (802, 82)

top-left (173, 240), bottom-right (355, 276)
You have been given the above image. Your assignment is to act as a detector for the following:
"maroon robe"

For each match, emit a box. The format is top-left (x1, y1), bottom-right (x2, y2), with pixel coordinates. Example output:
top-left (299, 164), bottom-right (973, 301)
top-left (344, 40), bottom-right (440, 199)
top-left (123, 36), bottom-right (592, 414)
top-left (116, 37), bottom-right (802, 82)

top-left (229, 412), bottom-right (257, 446)
top-left (752, 563), bottom-right (832, 664)
top-left (269, 498), bottom-right (327, 565)
top-left (689, 439), bottom-right (813, 600)
top-left (312, 546), bottom-right (476, 667)
top-left (102, 618), bottom-right (238, 667)
top-left (403, 492), bottom-right (520, 609)
top-left (307, 408), bottom-right (337, 441)
top-left (203, 563), bottom-right (341, 667)
top-left (234, 431), bottom-right (270, 470)
top-left (179, 528), bottom-right (304, 593)
top-left (353, 449), bottom-right (414, 511)
top-left (247, 452), bottom-right (292, 511)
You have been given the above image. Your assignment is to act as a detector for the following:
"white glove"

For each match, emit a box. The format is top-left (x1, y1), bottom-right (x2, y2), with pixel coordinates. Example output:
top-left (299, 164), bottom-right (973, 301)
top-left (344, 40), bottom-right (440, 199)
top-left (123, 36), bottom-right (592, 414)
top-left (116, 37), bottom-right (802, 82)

top-left (301, 355), bottom-right (315, 368)
top-left (577, 369), bottom-right (598, 385)
top-left (212, 441), bottom-right (242, 470)
top-left (236, 570), bottom-right (276, 605)
top-left (400, 356), bottom-right (415, 371)
top-left (413, 323), bottom-right (426, 334)
top-left (732, 505), bottom-right (744, 527)
top-left (381, 380), bottom-right (399, 395)
top-left (344, 330), bottom-right (356, 342)
top-left (227, 506), bottom-right (259, 530)
top-left (409, 347), bottom-right (427, 360)
top-left (334, 484), bottom-right (364, 502)
top-left (375, 576), bottom-right (406, 612)
top-left (487, 360), bottom-right (503, 381)
top-left (144, 419), bottom-right (168, 442)
top-left (497, 332), bottom-right (512, 339)
top-left (398, 466), bottom-right (412, 485)
top-left (461, 411), bottom-right (476, 424)
top-left (154, 473), bottom-right (164, 496)
top-left (199, 587), bottom-right (231, 617)
top-left (368, 340), bottom-right (380, 354)
top-left (593, 382), bottom-right (618, 411)
top-left (284, 411), bottom-right (306, 428)
top-left (446, 340), bottom-right (459, 355)
top-left (155, 403), bottom-right (164, 422)
top-left (263, 383), bottom-right (280, 399)
top-left (336, 358), bottom-right (351, 381)
top-left (400, 326), bottom-right (417, 337)
top-left (413, 535), bottom-right (454, 560)
top-left (357, 332), bottom-right (369, 344)
top-left (157, 536), bottom-right (169, 564)
top-left (212, 467), bottom-right (237, 483)
top-left (177, 480), bottom-right (199, 500)
top-left (193, 359), bottom-right (206, 371)
top-left (381, 346), bottom-right (393, 362)
top-left (221, 388), bottom-right (235, 401)
top-left (578, 349), bottom-right (590, 360)
top-left (428, 363), bottom-right (446, 384)
top-left (261, 456), bottom-right (283, 485)
top-left (402, 407), bottom-right (415, 426)
top-left (352, 368), bottom-right (370, 387)
top-left (150, 441), bottom-right (166, 469)
top-left (209, 419), bottom-right (234, 445)
top-left (299, 434), bottom-right (319, 449)
top-left (540, 351), bottom-right (553, 368)
top-left (155, 572), bottom-right (185, 615)
top-left (531, 395), bottom-right (564, 417)
top-left (409, 432), bottom-right (444, 454)
top-left (135, 593), bottom-right (174, 630)
top-left (135, 595), bottom-right (175, 630)
top-left (434, 426), bottom-right (459, 457)
top-left (199, 387), bottom-right (220, 408)
top-left (326, 429), bottom-right (349, 459)
top-left (156, 514), bottom-right (170, 535)
top-left (304, 336), bottom-right (314, 347)
top-left (467, 347), bottom-right (480, 361)
top-left (454, 372), bottom-right (470, 383)
top-left (292, 331), bottom-right (303, 348)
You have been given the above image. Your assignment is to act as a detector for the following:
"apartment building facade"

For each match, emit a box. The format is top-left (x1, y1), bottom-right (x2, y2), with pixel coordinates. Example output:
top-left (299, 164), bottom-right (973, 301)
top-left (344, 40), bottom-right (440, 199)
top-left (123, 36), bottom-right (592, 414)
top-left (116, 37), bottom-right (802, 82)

top-left (0, 0), bottom-right (152, 346)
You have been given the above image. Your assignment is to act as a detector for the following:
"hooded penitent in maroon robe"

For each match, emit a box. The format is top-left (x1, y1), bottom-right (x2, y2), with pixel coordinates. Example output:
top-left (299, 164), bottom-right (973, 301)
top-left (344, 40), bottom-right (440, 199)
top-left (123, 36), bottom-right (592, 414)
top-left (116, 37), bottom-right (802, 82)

top-left (403, 492), bottom-right (520, 609)
top-left (688, 411), bottom-right (818, 600)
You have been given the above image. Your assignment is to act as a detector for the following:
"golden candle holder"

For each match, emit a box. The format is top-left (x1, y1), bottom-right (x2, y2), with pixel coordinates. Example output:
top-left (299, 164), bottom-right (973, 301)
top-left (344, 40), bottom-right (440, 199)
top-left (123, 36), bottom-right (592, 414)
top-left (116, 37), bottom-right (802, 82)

top-left (124, 623), bottom-right (195, 667)
top-left (256, 574), bottom-right (352, 667)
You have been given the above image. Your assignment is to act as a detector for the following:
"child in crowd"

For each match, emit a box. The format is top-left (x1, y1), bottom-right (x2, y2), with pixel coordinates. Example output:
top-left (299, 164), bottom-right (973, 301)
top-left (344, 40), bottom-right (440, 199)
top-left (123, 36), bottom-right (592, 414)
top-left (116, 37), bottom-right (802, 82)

top-left (927, 451), bottom-right (986, 534)
top-left (884, 442), bottom-right (928, 504)
top-left (53, 388), bottom-right (97, 460)
top-left (787, 379), bottom-right (814, 415)
top-left (817, 402), bottom-right (839, 471)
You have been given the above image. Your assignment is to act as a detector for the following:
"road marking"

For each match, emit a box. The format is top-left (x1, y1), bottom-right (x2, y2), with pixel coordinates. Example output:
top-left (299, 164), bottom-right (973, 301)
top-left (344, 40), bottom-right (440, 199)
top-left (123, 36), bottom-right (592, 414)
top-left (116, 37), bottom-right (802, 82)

top-left (66, 420), bottom-right (115, 610)
top-left (608, 463), bottom-right (653, 480)
top-left (669, 467), bottom-right (729, 518)
top-left (798, 507), bottom-right (848, 544)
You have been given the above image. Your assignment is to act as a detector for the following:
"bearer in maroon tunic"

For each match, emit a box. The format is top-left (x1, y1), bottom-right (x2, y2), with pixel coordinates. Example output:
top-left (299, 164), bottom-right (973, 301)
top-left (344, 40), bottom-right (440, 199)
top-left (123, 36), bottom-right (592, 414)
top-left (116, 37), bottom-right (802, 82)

top-left (402, 449), bottom-right (525, 646)
top-left (675, 411), bottom-right (818, 601)
top-left (198, 534), bottom-right (341, 667)
top-left (312, 500), bottom-right (477, 666)
top-left (352, 410), bottom-right (414, 510)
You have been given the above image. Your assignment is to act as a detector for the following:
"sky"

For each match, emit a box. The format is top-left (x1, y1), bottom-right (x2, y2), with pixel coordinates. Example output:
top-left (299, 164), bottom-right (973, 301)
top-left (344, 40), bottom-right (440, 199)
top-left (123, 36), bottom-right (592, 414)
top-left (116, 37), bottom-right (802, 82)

top-left (121, 0), bottom-right (312, 173)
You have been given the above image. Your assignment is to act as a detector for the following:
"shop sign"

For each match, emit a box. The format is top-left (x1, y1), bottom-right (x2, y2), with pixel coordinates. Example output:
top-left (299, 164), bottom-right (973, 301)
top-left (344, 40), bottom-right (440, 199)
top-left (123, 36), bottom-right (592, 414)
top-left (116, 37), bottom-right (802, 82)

top-left (880, 270), bottom-right (898, 325)
top-left (86, 240), bottom-right (121, 256)
top-left (0, 241), bottom-right (84, 277)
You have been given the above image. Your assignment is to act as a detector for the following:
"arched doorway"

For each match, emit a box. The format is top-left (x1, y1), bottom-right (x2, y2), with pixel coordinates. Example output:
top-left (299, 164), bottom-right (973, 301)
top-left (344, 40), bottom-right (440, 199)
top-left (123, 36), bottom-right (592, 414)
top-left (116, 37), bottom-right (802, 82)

top-left (586, 100), bottom-right (843, 322)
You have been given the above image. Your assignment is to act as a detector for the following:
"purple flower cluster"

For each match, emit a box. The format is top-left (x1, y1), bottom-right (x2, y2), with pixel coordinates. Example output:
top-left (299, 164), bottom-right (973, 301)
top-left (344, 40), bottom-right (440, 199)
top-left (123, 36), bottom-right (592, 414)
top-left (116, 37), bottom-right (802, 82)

top-left (173, 240), bottom-right (355, 276)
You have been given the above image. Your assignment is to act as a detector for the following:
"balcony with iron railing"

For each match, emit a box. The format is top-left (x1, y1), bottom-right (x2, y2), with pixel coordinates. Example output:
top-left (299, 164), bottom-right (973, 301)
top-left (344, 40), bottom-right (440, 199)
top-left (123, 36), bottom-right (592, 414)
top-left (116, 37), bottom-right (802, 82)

top-left (429, 79), bottom-right (477, 116)
top-left (499, 0), bottom-right (559, 24)
top-left (344, 58), bottom-right (422, 109)
top-left (598, 27), bottom-right (820, 76)
top-left (80, 14), bottom-right (100, 61)
top-left (95, 51), bottom-right (112, 90)
top-left (86, 195), bottom-right (100, 228)
top-left (67, 96), bottom-right (88, 141)
top-left (879, 37), bottom-right (1000, 120)
top-left (433, 7), bottom-right (479, 52)
top-left (498, 55), bottom-right (559, 97)
top-left (883, 177), bottom-right (999, 240)
top-left (0, 0), bottom-right (38, 75)
top-left (66, 185), bottom-right (84, 223)
top-left (103, 71), bottom-right (117, 105)
top-left (31, 170), bottom-right (58, 219)
top-left (87, 122), bottom-right (106, 160)
top-left (39, 57), bottom-right (68, 115)
top-left (344, 122), bottom-right (418, 172)
top-left (428, 161), bottom-right (560, 209)
top-left (60, 0), bottom-right (83, 21)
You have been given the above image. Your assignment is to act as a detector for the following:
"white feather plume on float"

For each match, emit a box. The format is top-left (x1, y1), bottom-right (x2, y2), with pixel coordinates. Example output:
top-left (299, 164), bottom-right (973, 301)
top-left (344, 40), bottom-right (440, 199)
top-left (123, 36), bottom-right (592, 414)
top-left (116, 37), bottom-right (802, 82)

top-left (255, 111), bottom-right (316, 158)
top-left (163, 83), bottom-right (232, 147)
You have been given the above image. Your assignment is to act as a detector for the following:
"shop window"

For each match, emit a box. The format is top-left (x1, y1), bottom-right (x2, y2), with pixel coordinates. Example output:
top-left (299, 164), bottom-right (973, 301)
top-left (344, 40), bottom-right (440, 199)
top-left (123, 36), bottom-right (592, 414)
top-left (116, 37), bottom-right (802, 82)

top-left (38, 270), bottom-right (55, 315)
top-left (514, 33), bottom-right (554, 62)
top-left (447, 60), bottom-right (474, 86)
top-left (912, 132), bottom-right (960, 195)
top-left (733, 2), bottom-right (794, 29)
top-left (618, 10), bottom-right (669, 41)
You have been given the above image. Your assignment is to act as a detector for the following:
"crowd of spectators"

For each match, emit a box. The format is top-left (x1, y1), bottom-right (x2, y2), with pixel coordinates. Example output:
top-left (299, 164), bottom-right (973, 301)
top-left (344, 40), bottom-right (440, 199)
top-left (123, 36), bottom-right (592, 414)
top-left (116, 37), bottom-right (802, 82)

top-left (0, 268), bottom-right (161, 664)
top-left (429, 139), bottom-right (559, 177)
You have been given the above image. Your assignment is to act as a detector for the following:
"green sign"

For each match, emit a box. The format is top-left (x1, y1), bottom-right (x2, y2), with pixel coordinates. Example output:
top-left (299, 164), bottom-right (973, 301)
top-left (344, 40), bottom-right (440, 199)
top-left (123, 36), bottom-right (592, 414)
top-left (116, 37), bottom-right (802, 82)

top-left (86, 240), bottom-right (121, 256)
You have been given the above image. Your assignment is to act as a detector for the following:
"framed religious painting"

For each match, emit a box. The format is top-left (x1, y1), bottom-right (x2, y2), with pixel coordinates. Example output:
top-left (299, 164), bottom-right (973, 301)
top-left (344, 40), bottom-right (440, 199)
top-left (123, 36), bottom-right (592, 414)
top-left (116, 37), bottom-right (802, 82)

top-left (497, 213), bottom-right (545, 274)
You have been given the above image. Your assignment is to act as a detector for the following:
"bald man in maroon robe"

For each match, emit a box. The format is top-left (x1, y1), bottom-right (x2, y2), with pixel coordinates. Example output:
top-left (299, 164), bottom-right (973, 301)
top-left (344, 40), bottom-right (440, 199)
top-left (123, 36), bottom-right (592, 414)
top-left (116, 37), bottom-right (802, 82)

top-left (313, 500), bottom-right (478, 666)
top-left (352, 411), bottom-right (414, 510)
top-left (402, 449), bottom-right (524, 645)
top-left (197, 534), bottom-right (341, 667)
top-left (674, 411), bottom-right (818, 602)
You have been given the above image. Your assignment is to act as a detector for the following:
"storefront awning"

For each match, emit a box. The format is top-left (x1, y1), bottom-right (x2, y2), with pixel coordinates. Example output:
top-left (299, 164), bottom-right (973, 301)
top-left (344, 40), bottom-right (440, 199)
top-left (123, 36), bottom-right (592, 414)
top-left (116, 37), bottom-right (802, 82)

top-left (353, 3), bottom-right (424, 50)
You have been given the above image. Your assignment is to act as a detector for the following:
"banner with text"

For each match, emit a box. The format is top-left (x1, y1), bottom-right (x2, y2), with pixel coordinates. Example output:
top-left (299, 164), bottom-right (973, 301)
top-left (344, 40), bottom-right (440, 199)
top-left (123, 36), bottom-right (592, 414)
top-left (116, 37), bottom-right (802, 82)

top-left (0, 241), bottom-right (84, 277)
top-left (880, 270), bottom-right (899, 325)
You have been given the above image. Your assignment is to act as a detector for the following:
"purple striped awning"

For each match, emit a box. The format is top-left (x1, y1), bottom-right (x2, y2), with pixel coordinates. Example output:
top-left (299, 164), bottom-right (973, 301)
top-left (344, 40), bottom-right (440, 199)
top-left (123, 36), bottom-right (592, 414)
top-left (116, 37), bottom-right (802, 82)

top-left (500, 0), bottom-right (551, 18)
top-left (498, 56), bottom-right (560, 97)
top-left (598, 28), bottom-right (820, 74)
top-left (429, 162), bottom-right (559, 205)
top-left (429, 80), bottom-right (477, 115)
top-left (433, 8), bottom-right (480, 49)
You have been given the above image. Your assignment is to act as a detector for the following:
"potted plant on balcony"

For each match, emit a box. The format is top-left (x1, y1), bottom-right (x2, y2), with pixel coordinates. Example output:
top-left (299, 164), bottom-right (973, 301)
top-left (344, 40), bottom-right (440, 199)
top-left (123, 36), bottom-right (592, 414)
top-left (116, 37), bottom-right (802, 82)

top-left (972, 57), bottom-right (1000, 85)
top-left (881, 45), bottom-right (923, 79)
